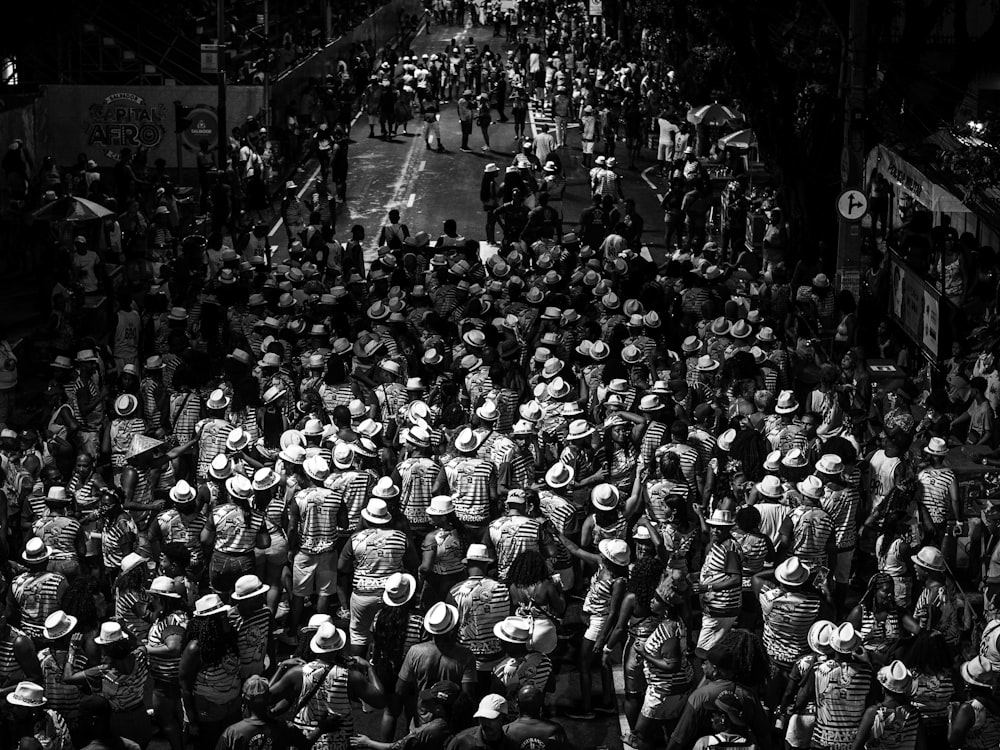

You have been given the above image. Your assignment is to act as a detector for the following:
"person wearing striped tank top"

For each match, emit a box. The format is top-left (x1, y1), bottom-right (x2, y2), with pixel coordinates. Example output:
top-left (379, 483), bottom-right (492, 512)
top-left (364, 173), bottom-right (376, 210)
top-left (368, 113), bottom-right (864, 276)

top-left (288, 457), bottom-right (345, 640)
top-left (538, 461), bottom-right (582, 591)
top-left (0, 614), bottom-right (40, 688)
top-left (661, 423), bottom-right (705, 502)
top-left (916, 439), bottom-right (960, 556)
top-left (153, 480), bottom-right (208, 576)
top-left (490, 615), bottom-right (553, 719)
top-left (488, 490), bottom-right (548, 583)
top-left (498, 421), bottom-right (540, 494)
top-left (337, 498), bottom-right (416, 655)
top-left (113, 553), bottom-right (152, 643)
top-left (202, 474), bottom-right (270, 595)
top-left (789, 476), bottom-right (835, 574)
top-left (268, 623), bottom-right (384, 750)
top-left (229, 574), bottom-right (273, 681)
top-left (448, 544), bottom-right (511, 688)
top-left (144, 576), bottom-right (188, 750)
top-left (695, 509), bottom-right (743, 654)
top-left (179, 595), bottom-right (243, 748)
top-left (752, 557), bottom-right (828, 709)
top-left (324, 452), bottom-right (376, 536)
top-left (846, 574), bottom-right (918, 665)
top-left (32, 487), bottom-right (85, 579)
top-left (86, 621), bottom-right (153, 746)
top-left (898, 631), bottom-right (952, 748)
top-left (446, 428), bottom-right (498, 540)
top-left (37, 611), bottom-right (86, 731)
top-left (813, 623), bottom-right (874, 750)
top-left (815, 454), bottom-right (861, 617)
top-left (12, 538), bottom-right (69, 641)
top-left (392, 429), bottom-right (447, 545)
top-left (948, 655), bottom-right (1000, 750)
top-left (421, 496), bottom-right (473, 605)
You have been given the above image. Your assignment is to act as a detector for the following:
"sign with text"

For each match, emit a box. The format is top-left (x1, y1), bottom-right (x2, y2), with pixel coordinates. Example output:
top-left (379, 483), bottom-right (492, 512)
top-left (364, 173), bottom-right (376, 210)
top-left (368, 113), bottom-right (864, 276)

top-left (85, 92), bottom-right (166, 159)
top-left (181, 107), bottom-right (220, 151)
top-left (888, 252), bottom-right (942, 360)
top-left (201, 44), bottom-right (220, 75)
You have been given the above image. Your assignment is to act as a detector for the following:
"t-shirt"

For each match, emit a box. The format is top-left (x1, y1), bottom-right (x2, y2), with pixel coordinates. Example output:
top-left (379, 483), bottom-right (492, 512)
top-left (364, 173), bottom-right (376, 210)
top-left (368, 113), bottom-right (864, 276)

top-left (503, 717), bottom-right (567, 749)
top-left (399, 641), bottom-right (477, 691)
top-left (215, 717), bottom-right (311, 750)
top-left (391, 718), bottom-right (452, 750)
top-left (446, 726), bottom-right (518, 750)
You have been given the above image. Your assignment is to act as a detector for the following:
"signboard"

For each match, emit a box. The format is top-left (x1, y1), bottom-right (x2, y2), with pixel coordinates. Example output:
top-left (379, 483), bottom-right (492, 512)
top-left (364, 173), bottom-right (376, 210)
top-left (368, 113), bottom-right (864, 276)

top-left (888, 252), bottom-right (942, 360)
top-left (181, 107), bottom-right (220, 151)
top-left (201, 44), bottom-right (219, 75)
top-left (84, 92), bottom-right (167, 160)
top-left (588, 0), bottom-right (603, 15)
top-left (837, 189), bottom-right (868, 222)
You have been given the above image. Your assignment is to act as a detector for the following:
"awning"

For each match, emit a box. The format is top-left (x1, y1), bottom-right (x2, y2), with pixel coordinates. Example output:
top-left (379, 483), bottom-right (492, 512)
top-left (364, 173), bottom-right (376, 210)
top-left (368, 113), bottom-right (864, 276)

top-left (866, 144), bottom-right (969, 213)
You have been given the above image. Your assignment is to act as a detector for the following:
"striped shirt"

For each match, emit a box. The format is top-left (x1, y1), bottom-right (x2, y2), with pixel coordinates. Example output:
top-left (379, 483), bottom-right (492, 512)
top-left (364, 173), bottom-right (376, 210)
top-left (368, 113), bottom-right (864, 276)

top-left (790, 505), bottom-right (834, 567)
top-left (33, 516), bottom-right (80, 560)
top-left (101, 513), bottom-right (138, 570)
top-left (640, 421), bottom-right (669, 469)
top-left (643, 619), bottom-right (692, 695)
top-left (195, 418), bottom-right (235, 481)
top-left (661, 443), bottom-right (701, 498)
top-left (699, 538), bottom-right (742, 617)
top-left (318, 382), bottom-right (355, 415)
top-left (583, 571), bottom-right (623, 617)
top-left (645, 479), bottom-right (689, 528)
top-left (821, 486), bottom-right (860, 550)
top-left (814, 659), bottom-right (875, 750)
top-left (0, 625), bottom-right (29, 685)
top-left (212, 504), bottom-right (265, 554)
top-left (537, 490), bottom-right (579, 569)
top-left (195, 651), bottom-right (241, 705)
top-left (12, 571), bottom-right (65, 639)
top-left (294, 661), bottom-right (352, 749)
top-left (349, 527), bottom-right (409, 593)
top-left (397, 456), bottom-right (439, 527)
top-left (424, 528), bottom-right (466, 576)
top-left (446, 456), bottom-right (495, 525)
top-left (917, 467), bottom-right (957, 524)
top-left (169, 390), bottom-right (203, 444)
top-left (489, 515), bottom-right (542, 581)
top-left (866, 704), bottom-right (919, 750)
top-left (372, 610), bottom-right (427, 657)
top-left (115, 587), bottom-right (151, 642)
top-left (913, 582), bottom-right (960, 648)
top-left (858, 605), bottom-right (901, 657)
top-left (733, 530), bottom-right (769, 585)
top-left (230, 605), bottom-right (271, 680)
top-left (110, 418), bottom-right (146, 470)
top-left (294, 487), bottom-right (341, 553)
top-left (325, 469), bottom-right (375, 533)
top-left (39, 647), bottom-right (86, 724)
top-left (759, 585), bottom-right (821, 667)
top-left (450, 576), bottom-right (511, 659)
top-left (147, 612), bottom-right (188, 684)
top-left (156, 507), bottom-right (207, 566)
top-left (102, 648), bottom-right (148, 710)
top-left (493, 653), bottom-right (552, 716)
top-left (909, 670), bottom-right (953, 726)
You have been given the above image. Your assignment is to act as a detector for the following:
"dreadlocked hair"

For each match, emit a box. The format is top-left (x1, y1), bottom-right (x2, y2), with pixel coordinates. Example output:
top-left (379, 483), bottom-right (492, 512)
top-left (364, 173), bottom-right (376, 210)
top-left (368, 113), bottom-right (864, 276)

top-left (115, 561), bottom-right (148, 596)
top-left (184, 613), bottom-right (238, 665)
top-left (371, 605), bottom-right (415, 681)
top-left (507, 550), bottom-right (550, 588)
top-left (715, 628), bottom-right (770, 689)
top-left (729, 429), bottom-right (770, 483)
top-left (627, 557), bottom-right (664, 609)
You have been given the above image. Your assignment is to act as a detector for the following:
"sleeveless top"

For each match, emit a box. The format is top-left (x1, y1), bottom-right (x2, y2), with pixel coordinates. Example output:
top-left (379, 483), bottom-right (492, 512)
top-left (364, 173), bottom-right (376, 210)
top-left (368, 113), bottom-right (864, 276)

top-left (195, 650), bottom-right (241, 705)
top-left (963, 698), bottom-right (1000, 750)
top-left (157, 507), bottom-right (207, 565)
top-left (212, 504), bottom-right (264, 554)
top-left (583, 568), bottom-right (623, 617)
top-left (814, 659), bottom-right (875, 750)
top-left (0, 625), bottom-right (28, 686)
top-left (110, 418), bottom-right (145, 470)
top-left (642, 619), bottom-right (692, 695)
top-left (858, 606), bottom-right (901, 657)
top-left (700, 538), bottom-right (742, 616)
top-left (424, 528), bottom-right (466, 576)
top-left (397, 456), bottom-right (438, 527)
top-left (908, 669), bottom-right (952, 726)
top-left (760, 587), bottom-right (821, 667)
top-left (351, 528), bottom-right (408, 593)
top-left (114, 309), bottom-right (141, 359)
top-left (489, 515), bottom-right (542, 582)
top-left (661, 523), bottom-right (697, 573)
top-left (147, 612), bottom-right (188, 684)
top-left (451, 576), bottom-right (510, 657)
top-left (866, 704), bottom-right (918, 750)
top-left (12, 571), bottom-right (65, 638)
top-left (591, 514), bottom-right (628, 545)
top-left (230, 605), bottom-right (271, 679)
top-left (295, 487), bottom-right (340, 554)
top-left (39, 646), bottom-right (86, 723)
top-left (114, 586), bottom-right (152, 642)
top-left (33, 516), bottom-right (81, 560)
top-left (102, 648), bottom-right (148, 710)
top-left (295, 661), bottom-right (352, 750)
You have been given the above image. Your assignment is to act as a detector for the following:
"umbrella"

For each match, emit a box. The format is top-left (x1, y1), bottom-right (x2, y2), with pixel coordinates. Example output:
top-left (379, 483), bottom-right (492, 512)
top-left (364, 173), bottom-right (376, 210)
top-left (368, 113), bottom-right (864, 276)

top-left (718, 128), bottom-right (757, 150)
top-left (687, 103), bottom-right (743, 126)
top-left (33, 196), bottom-right (113, 223)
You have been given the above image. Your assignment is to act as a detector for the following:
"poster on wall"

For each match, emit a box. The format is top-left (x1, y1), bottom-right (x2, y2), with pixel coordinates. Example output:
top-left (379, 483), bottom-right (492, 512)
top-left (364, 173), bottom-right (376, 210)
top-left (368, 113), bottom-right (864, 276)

top-left (888, 252), bottom-right (942, 360)
top-left (85, 92), bottom-right (167, 160)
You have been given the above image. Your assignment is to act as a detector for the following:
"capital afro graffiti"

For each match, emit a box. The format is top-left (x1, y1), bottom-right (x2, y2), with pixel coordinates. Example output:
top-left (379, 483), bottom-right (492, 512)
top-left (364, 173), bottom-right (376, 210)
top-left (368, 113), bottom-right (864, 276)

top-left (85, 92), bottom-right (166, 158)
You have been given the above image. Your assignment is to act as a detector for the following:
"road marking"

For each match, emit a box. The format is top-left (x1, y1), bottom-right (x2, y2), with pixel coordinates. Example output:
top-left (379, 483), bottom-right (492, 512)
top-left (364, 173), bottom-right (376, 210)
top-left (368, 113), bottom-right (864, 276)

top-left (613, 665), bottom-right (630, 747)
top-left (296, 165), bottom-right (321, 199)
top-left (418, 160), bottom-right (426, 171)
top-left (406, 192), bottom-right (416, 207)
top-left (641, 166), bottom-right (664, 202)
top-left (268, 218), bottom-right (283, 237)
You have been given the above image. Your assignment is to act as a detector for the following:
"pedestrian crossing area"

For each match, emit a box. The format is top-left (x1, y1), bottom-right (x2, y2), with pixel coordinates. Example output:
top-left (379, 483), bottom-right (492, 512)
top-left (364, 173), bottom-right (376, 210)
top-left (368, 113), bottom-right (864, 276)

top-left (526, 97), bottom-right (579, 138)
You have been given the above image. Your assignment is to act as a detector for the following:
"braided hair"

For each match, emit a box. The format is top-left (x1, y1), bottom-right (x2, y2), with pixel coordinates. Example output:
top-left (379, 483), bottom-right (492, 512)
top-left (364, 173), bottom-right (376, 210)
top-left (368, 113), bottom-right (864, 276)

top-left (627, 557), bottom-right (664, 610)
top-left (729, 428), bottom-right (770, 483)
top-left (507, 550), bottom-right (550, 588)
top-left (714, 628), bottom-right (769, 689)
top-left (371, 603), bottom-right (417, 684)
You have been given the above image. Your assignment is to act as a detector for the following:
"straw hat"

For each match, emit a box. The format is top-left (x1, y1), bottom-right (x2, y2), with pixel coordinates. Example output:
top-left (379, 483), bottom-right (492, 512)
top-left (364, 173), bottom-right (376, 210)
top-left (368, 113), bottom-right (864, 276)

top-left (426, 496), bottom-right (456, 516)
top-left (94, 622), bottom-right (127, 645)
top-left (808, 620), bottom-right (835, 654)
top-left (114, 394), bottom-right (139, 418)
top-left (781, 448), bottom-right (808, 468)
top-left (225, 474), bottom-right (254, 500)
top-left (962, 655), bottom-right (998, 688)
top-left (598, 538), bottom-right (630, 567)
top-left (544, 462), bottom-right (574, 489)
top-left (878, 660), bottom-right (913, 694)
top-left (193, 593), bottom-right (231, 618)
top-left (591, 483), bottom-right (620, 511)
top-left (120, 552), bottom-right (147, 575)
top-left (924, 437), bottom-right (949, 456)
top-left (42, 610), bottom-right (78, 640)
top-left (383, 572), bottom-right (418, 607)
top-left (22, 537), bottom-right (51, 564)
top-left (706, 509), bottom-right (736, 527)
top-left (454, 427), bottom-right (483, 453)
top-left (911, 545), bottom-right (946, 572)
top-left (148, 576), bottom-right (182, 599)
top-left (331, 443), bottom-right (354, 470)
top-left (226, 427), bottom-right (250, 452)
top-left (756, 475), bottom-right (783, 498)
top-left (361, 498), bottom-right (392, 525)
top-left (590, 341), bottom-right (611, 361)
top-left (775, 556), bottom-right (810, 587)
top-left (7, 682), bottom-right (47, 708)
top-left (815, 454), bottom-right (843, 477)
top-left (493, 616), bottom-right (532, 644)
top-left (252, 468), bottom-right (281, 491)
top-left (775, 390), bottom-right (799, 414)
top-left (372, 476), bottom-right (400, 499)
top-left (206, 388), bottom-right (231, 410)
top-left (566, 419), bottom-right (595, 441)
top-left (476, 400), bottom-right (501, 421)
top-left (463, 543), bottom-right (495, 564)
top-left (45, 486), bottom-right (71, 505)
top-left (310, 622), bottom-right (347, 653)
top-left (696, 355), bottom-right (720, 372)
top-left (424, 602), bottom-right (460, 634)
top-left (796, 475), bottom-right (825, 500)
top-left (546, 377), bottom-right (571, 399)
top-left (830, 622), bottom-right (862, 654)
top-left (232, 574), bottom-right (270, 601)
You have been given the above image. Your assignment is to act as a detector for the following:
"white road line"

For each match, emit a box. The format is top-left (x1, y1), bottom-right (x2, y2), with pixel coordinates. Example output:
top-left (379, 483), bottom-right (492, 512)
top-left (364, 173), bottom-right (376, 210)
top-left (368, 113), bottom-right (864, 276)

top-left (613, 665), bottom-right (629, 747)
top-left (296, 165), bottom-right (321, 199)
top-left (418, 160), bottom-right (426, 171)
top-left (268, 218), bottom-right (283, 237)
top-left (406, 192), bottom-right (416, 208)
top-left (640, 166), bottom-right (664, 202)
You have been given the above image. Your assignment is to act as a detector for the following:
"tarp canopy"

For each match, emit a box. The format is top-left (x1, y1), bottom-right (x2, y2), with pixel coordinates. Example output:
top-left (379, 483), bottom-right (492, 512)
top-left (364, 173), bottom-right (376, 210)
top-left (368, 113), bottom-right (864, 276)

top-left (866, 144), bottom-right (969, 213)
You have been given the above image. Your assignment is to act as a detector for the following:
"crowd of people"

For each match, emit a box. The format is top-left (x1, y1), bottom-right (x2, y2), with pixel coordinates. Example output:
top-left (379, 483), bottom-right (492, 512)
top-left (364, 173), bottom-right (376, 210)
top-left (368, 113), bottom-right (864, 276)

top-left (6, 2), bottom-right (1000, 750)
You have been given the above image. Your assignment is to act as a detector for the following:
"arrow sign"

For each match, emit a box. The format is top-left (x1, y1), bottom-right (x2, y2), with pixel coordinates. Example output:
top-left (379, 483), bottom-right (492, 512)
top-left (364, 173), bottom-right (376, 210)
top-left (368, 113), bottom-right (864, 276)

top-left (837, 189), bottom-right (868, 222)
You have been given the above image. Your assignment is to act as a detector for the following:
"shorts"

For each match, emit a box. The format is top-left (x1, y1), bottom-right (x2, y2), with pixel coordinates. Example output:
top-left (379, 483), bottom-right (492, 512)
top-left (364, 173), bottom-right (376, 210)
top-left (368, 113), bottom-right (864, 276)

top-left (640, 691), bottom-right (686, 720)
top-left (582, 140), bottom-right (595, 154)
top-left (349, 590), bottom-right (384, 647)
top-left (833, 548), bottom-right (854, 584)
top-left (209, 551), bottom-right (254, 593)
top-left (584, 613), bottom-right (606, 642)
top-left (697, 614), bottom-right (737, 653)
top-left (293, 550), bottom-right (337, 597)
top-left (785, 714), bottom-right (815, 748)
top-left (657, 143), bottom-right (674, 161)
top-left (623, 634), bottom-right (647, 694)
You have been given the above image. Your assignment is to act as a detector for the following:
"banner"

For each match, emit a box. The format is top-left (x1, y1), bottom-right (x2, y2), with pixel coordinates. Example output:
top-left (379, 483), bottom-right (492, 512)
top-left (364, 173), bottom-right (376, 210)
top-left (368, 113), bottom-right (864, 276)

top-left (866, 144), bottom-right (968, 213)
top-left (888, 252), bottom-right (941, 359)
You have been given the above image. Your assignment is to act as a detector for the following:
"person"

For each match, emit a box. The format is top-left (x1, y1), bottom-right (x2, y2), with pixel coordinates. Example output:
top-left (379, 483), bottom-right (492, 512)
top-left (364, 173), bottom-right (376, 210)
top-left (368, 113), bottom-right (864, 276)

top-left (458, 89), bottom-right (476, 153)
top-left (948, 655), bottom-right (1000, 750)
top-left (812, 623), bottom-right (875, 750)
top-left (216, 675), bottom-right (327, 750)
top-left (446, 694), bottom-right (514, 749)
top-left (503, 685), bottom-right (567, 749)
top-left (396, 601), bottom-right (476, 701)
top-left (851, 660), bottom-right (920, 750)
top-left (6, 681), bottom-right (73, 750)
top-left (691, 691), bottom-right (756, 750)
top-left (352, 680), bottom-right (461, 750)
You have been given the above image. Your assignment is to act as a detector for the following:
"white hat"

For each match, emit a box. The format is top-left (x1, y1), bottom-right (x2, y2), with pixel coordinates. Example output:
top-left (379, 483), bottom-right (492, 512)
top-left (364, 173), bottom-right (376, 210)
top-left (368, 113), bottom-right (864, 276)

top-left (911, 545), bottom-right (946, 572)
top-left (232, 574), bottom-right (270, 601)
top-left (781, 448), bottom-right (808, 468)
top-left (120, 551), bottom-right (147, 574)
top-left (566, 419), bottom-right (595, 440)
top-left (372, 476), bottom-right (400, 498)
top-left (94, 621), bottom-right (127, 645)
top-left (717, 428), bottom-right (737, 452)
top-left (209, 453), bottom-right (234, 480)
top-left (361, 498), bottom-right (392, 525)
top-left (226, 427), bottom-right (250, 451)
top-left (808, 620), bottom-right (835, 654)
top-left (169, 480), bottom-right (197, 503)
top-left (332, 443), bottom-right (354, 469)
top-left (148, 576), bottom-right (182, 599)
top-left (193, 593), bottom-right (231, 617)
top-left (706, 509), bottom-right (736, 527)
top-left (206, 388), bottom-right (231, 410)
top-left (383, 572), bottom-right (418, 607)
top-left (598, 538), bottom-right (630, 567)
top-left (962, 655), bottom-right (998, 688)
top-left (424, 602), bottom-right (460, 634)
top-left (7, 682), bottom-right (46, 707)
top-left (544, 461), bottom-right (574, 489)
top-left (830, 622), bottom-right (862, 654)
top-left (114, 394), bottom-right (139, 417)
top-left (796, 475), bottom-right (825, 500)
top-left (476, 400), bottom-right (501, 422)
top-left (775, 556), bottom-right (810, 587)
top-left (463, 543), bottom-right (494, 564)
top-left (310, 622), bottom-right (347, 653)
top-left (775, 390), bottom-right (799, 414)
top-left (474, 694), bottom-right (509, 720)
top-left (42, 610), bottom-right (78, 640)
top-left (252, 468), bottom-right (281, 491)
top-left (225, 474), bottom-right (254, 500)
top-left (763, 450), bottom-right (782, 472)
top-left (696, 355), bottom-right (720, 372)
top-left (454, 427), bottom-right (483, 453)
top-left (493, 616), bottom-right (532, 644)
top-left (815, 454), bottom-right (843, 476)
top-left (426, 495), bottom-right (456, 516)
top-left (924, 437), bottom-right (949, 456)
top-left (591, 483), bottom-right (620, 511)
top-left (878, 660), bottom-right (913, 694)
top-left (756, 475), bottom-right (783, 498)
top-left (22, 537), bottom-right (51, 564)
top-left (303, 455), bottom-right (331, 482)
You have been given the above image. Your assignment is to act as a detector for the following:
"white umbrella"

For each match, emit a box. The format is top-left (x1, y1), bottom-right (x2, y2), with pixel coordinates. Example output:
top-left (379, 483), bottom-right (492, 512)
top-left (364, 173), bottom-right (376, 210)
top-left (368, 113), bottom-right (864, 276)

top-left (718, 128), bottom-right (757, 150)
top-left (687, 103), bottom-right (743, 126)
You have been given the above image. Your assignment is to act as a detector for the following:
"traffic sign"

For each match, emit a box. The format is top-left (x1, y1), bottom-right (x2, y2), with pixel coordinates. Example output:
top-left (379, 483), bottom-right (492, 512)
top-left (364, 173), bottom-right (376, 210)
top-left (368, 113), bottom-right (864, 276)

top-left (836, 189), bottom-right (868, 222)
top-left (200, 44), bottom-right (219, 75)
top-left (181, 107), bottom-right (220, 151)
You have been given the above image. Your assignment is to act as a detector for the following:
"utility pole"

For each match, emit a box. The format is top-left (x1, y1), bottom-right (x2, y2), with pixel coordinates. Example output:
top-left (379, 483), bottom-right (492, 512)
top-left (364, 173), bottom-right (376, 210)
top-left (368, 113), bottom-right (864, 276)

top-left (263, 0), bottom-right (270, 130)
top-left (835, 0), bottom-right (868, 297)
top-left (217, 0), bottom-right (228, 169)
